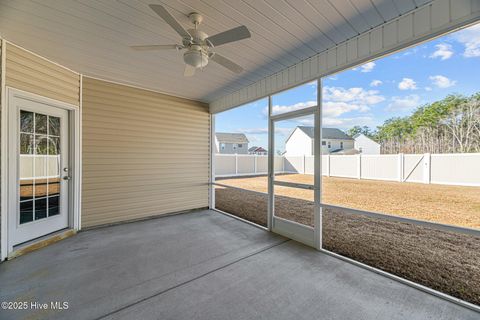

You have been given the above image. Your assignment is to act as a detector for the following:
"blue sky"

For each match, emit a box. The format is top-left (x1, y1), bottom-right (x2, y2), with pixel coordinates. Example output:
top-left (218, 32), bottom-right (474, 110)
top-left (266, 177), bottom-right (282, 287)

top-left (216, 23), bottom-right (480, 151)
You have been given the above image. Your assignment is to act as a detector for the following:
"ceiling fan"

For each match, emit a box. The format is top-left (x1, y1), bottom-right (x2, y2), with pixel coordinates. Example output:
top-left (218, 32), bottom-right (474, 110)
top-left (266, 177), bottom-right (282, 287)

top-left (131, 4), bottom-right (251, 77)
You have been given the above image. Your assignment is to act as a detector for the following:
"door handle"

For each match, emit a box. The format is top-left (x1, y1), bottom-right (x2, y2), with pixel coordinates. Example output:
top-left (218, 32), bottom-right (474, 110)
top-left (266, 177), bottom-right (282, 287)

top-left (62, 176), bottom-right (71, 181)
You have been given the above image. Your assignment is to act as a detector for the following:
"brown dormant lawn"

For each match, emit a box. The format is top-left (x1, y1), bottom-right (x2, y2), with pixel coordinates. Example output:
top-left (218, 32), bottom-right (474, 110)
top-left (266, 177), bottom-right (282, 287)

top-left (218, 174), bottom-right (480, 229)
top-left (214, 174), bottom-right (480, 306)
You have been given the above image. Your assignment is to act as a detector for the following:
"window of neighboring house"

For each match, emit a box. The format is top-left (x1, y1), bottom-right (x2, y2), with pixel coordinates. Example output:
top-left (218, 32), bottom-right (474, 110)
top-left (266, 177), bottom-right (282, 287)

top-left (322, 141), bottom-right (326, 146)
top-left (233, 144), bottom-right (237, 150)
top-left (359, 147), bottom-right (363, 153)
top-left (238, 144), bottom-right (243, 148)
top-left (340, 141), bottom-right (344, 149)
top-left (220, 143), bottom-right (225, 150)
top-left (328, 141), bottom-right (331, 148)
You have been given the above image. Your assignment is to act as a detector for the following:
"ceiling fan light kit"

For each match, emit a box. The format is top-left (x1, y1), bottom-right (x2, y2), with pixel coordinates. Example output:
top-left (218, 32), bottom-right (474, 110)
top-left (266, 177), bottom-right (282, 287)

top-left (131, 4), bottom-right (251, 77)
top-left (184, 46), bottom-right (209, 68)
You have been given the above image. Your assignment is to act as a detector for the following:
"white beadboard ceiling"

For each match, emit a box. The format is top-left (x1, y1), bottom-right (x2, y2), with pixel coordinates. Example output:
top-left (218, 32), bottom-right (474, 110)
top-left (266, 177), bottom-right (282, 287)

top-left (0, 0), bottom-right (432, 103)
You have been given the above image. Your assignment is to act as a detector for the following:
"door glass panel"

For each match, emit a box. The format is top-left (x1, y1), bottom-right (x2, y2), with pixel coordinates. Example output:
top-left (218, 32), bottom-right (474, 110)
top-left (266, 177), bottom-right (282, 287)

top-left (273, 114), bottom-right (315, 226)
top-left (19, 110), bottom-right (62, 224)
top-left (35, 113), bottom-right (47, 134)
top-left (49, 116), bottom-right (60, 136)
top-left (20, 133), bottom-right (34, 202)
top-left (48, 196), bottom-right (60, 216)
top-left (20, 111), bottom-right (34, 133)
top-left (35, 197), bottom-right (47, 220)
top-left (20, 201), bottom-right (34, 224)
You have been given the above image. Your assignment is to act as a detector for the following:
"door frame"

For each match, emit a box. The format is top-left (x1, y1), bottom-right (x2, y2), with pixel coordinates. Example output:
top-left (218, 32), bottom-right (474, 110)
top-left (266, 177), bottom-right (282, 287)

top-left (1, 87), bottom-right (81, 260)
top-left (267, 78), bottom-right (322, 249)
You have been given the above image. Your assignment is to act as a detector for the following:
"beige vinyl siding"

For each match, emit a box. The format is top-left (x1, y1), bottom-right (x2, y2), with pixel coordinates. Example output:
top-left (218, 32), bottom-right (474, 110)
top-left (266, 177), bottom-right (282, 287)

top-left (82, 77), bottom-right (209, 227)
top-left (5, 43), bottom-right (80, 106)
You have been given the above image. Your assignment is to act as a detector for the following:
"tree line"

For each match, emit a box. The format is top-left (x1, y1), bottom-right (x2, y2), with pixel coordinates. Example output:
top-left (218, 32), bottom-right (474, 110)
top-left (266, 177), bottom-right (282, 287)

top-left (347, 93), bottom-right (480, 154)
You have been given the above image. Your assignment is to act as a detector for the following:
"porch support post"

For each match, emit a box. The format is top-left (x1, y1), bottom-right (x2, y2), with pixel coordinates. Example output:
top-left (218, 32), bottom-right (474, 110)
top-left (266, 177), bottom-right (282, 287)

top-left (267, 95), bottom-right (274, 231)
top-left (314, 78), bottom-right (322, 250)
top-left (209, 114), bottom-right (216, 209)
top-left (1, 38), bottom-right (8, 261)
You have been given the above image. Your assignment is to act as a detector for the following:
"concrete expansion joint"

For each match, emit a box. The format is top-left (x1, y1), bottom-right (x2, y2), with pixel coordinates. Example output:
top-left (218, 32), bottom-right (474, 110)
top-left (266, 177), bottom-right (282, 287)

top-left (95, 238), bottom-right (291, 320)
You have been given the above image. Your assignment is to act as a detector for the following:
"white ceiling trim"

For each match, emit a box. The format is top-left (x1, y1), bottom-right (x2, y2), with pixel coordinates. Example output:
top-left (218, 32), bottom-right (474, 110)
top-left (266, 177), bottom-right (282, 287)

top-left (210, 0), bottom-right (480, 113)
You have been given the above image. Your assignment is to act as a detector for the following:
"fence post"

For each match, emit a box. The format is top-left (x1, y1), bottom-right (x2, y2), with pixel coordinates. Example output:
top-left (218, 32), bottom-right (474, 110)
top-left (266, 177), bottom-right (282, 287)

top-left (423, 153), bottom-right (431, 184)
top-left (282, 156), bottom-right (285, 173)
top-left (303, 154), bottom-right (306, 174)
top-left (254, 154), bottom-right (257, 174)
top-left (398, 153), bottom-right (404, 182)
top-left (327, 154), bottom-right (330, 177)
top-left (357, 154), bottom-right (361, 179)
top-left (235, 154), bottom-right (238, 175)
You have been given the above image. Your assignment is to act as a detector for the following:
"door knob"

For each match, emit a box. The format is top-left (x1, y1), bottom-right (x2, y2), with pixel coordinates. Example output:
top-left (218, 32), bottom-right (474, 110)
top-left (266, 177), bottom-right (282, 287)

top-left (62, 176), bottom-right (71, 181)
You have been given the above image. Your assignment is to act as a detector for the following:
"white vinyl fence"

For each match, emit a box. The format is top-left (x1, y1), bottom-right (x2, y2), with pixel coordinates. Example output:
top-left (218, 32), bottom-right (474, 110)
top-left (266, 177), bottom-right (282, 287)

top-left (215, 153), bottom-right (480, 187)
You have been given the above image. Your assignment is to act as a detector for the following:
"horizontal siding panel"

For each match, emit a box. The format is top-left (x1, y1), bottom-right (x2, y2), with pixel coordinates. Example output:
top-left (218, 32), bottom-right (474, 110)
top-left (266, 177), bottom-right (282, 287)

top-left (6, 58), bottom-right (80, 87)
top-left (82, 201), bottom-right (207, 228)
top-left (5, 43), bottom-right (79, 106)
top-left (82, 88), bottom-right (206, 110)
top-left (82, 113), bottom-right (208, 129)
top-left (210, 0), bottom-right (480, 113)
top-left (82, 77), bottom-right (209, 227)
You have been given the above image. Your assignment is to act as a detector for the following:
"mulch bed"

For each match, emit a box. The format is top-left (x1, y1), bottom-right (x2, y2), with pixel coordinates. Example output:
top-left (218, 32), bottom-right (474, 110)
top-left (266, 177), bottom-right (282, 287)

top-left (215, 186), bottom-right (480, 306)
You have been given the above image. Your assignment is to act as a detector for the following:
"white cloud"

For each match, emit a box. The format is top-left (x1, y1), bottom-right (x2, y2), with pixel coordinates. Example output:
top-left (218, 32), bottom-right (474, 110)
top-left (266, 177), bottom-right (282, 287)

top-left (424, 86), bottom-right (432, 91)
top-left (398, 78), bottom-right (417, 90)
top-left (370, 80), bottom-right (382, 87)
top-left (322, 86), bottom-right (385, 105)
top-left (239, 128), bottom-right (268, 135)
top-left (360, 62), bottom-right (375, 73)
top-left (270, 101), bottom-right (316, 115)
top-left (267, 86), bottom-right (385, 130)
top-left (321, 86), bottom-right (384, 127)
top-left (451, 24), bottom-right (480, 58)
top-left (429, 75), bottom-right (456, 88)
top-left (323, 116), bottom-right (374, 128)
top-left (429, 43), bottom-right (454, 60)
top-left (387, 95), bottom-right (421, 111)
top-left (323, 101), bottom-right (370, 118)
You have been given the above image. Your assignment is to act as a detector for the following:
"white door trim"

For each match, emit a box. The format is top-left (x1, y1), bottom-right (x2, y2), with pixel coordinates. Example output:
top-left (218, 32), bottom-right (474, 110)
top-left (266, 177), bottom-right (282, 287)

top-left (1, 87), bottom-right (81, 260)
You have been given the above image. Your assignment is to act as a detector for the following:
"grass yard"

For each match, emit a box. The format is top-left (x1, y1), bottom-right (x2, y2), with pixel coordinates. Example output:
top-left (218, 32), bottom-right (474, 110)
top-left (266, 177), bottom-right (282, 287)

top-left (218, 174), bottom-right (480, 229)
top-left (214, 174), bottom-right (480, 306)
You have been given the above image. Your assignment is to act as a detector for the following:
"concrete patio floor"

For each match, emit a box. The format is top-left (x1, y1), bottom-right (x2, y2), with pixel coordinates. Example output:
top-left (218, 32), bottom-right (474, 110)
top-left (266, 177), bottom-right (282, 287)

top-left (0, 210), bottom-right (477, 320)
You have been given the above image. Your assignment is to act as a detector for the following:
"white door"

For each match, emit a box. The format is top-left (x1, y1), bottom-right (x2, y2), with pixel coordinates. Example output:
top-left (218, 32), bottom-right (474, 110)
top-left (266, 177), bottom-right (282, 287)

top-left (269, 109), bottom-right (320, 247)
top-left (8, 96), bottom-right (70, 246)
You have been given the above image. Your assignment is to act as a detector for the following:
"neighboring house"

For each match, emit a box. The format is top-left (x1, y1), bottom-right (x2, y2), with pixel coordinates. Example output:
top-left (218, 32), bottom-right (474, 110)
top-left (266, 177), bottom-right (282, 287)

top-left (248, 146), bottom-right (268, 155)
top-left (215, 132), bottom-right (249, 154)
top-left (353, 133), bottom-right (381, 154)
top-left (284, 126), bottom-right (355, 156)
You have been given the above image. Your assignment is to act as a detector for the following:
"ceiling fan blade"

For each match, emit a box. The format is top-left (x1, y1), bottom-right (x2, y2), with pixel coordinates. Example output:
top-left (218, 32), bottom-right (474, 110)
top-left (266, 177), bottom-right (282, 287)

top-left (149, 4), bottom-right (191, 40)
top-left (184, 64), bottom-right (196, 77)
top-left (130, 44), bottom-right (181, 51)
top-left (210, 53), bottom-right (244, 74)
top-left (206, 26), bottom-right (251, 47)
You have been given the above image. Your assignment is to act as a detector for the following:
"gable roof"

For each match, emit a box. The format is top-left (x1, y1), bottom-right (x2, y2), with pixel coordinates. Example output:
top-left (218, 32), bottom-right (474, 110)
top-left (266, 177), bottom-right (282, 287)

top-left (216, 133), bottom-right (249, 144)
top-left (352, 133), bottom-right (380, 145)
top-left (294, 126), bottom-right (353, 141)
top-left (248, 146), bottom-right (267, 152)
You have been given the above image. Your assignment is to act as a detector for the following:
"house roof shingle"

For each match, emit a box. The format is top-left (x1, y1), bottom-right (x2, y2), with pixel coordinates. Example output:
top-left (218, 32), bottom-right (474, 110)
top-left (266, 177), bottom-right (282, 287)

top-left (297, 126), bottom-right (353, 140)
top-left (216, 133), bottom-right (249, 144)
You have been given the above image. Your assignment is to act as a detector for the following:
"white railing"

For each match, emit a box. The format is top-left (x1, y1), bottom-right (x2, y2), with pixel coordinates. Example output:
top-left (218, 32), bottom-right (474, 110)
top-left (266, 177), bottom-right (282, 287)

top-left (215, 153), bottom-right (480, 187)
